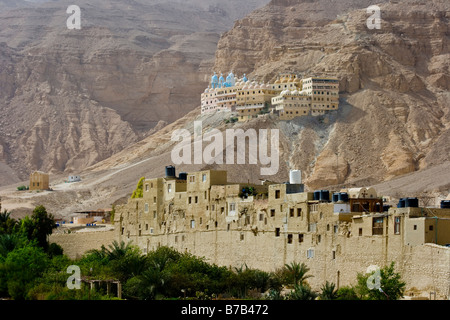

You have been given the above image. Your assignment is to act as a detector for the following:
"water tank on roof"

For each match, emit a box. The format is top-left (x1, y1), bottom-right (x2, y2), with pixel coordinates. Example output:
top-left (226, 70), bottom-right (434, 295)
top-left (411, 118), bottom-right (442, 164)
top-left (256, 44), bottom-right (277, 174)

top-left (405, 197), bottom-right (419, 208)
top-left (289, 170), bottom-right (302, 184)
top-left (319, 190), bottom-right (330, 201)
top-left (179, 172), bottom-right (187, 181)
top-left (397, 198), bottom-right (406, 208)
top-left (314, 190), bottom-right (321, 201)
top-left (165, 166), bottom-right (176, 178)
top-left (332, 193), bottom-right (339, 202)
top-left (441, 200), bottom-right (450, 209)
top-left (338, 192), bottom-right (349, 202)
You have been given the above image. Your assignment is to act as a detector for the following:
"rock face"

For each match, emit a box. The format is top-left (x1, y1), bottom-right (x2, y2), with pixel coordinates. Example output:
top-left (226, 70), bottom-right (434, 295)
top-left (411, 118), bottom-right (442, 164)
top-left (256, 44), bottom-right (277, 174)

top-left (212, 0), bottom-right (450, 189)
top-left (0, 0), bottom-right (269, 184)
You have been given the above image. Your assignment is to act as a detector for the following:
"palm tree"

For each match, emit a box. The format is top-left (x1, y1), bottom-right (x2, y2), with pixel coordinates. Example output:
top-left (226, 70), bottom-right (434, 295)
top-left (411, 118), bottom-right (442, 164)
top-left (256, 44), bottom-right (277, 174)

top-left (284, 262), bottom-right (313, 286)
top-left (0, 210), bottom-right (11, 224)
top-left (289, 283), bottom-right (318, 300)
top-left (103, 240), bottom-right (135, 261)
top-left (319, 281), bottom-right (338, 300)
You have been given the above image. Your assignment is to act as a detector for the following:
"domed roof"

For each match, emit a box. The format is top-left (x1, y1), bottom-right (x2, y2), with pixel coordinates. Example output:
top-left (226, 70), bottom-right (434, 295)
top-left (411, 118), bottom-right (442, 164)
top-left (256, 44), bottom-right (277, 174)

top-left (242, 74), bottom-right (248, 82)
top-left (211, 72), bottom-right (218, 81)
top-left (292, 90), bottom-right (299, 95)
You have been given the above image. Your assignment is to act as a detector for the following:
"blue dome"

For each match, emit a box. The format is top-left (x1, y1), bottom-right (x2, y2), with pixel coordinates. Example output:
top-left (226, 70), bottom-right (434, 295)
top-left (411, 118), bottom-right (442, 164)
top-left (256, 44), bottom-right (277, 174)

top-left (211, 72), bottom-right (218, 82)
top-left (243, 73), bottom-right (248, 82)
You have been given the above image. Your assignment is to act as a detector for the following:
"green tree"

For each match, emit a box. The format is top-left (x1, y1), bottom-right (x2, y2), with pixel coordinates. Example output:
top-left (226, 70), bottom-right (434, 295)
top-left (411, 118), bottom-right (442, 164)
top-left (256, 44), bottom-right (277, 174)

top-left (3, 243), bottom-right (49, 299)
top-left (283, 262), bottom-right (312, 287)
top-left (19, 205), bottom-right (56, 251)
top-left (288, 283), bottom-right (318, 300)
top-left (131, 177), bottom-right (145, 198)
top-left (336, 286), bottom-right (360, 300)
top-left (0, 209), bottom-right (18, 235)
top-left (355, 262), bottom-right (406, 300)
top-left (319, 281), bottom-right (338, 300)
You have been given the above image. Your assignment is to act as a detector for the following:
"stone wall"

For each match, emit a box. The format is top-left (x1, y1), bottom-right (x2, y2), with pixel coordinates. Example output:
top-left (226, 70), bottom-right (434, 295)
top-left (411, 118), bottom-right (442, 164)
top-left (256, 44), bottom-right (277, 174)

top-left (50, 229), bottom-right (116, 260)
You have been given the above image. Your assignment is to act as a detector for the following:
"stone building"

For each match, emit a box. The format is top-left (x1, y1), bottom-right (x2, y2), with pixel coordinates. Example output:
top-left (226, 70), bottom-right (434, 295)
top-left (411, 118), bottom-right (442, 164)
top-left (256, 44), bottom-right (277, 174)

top-left (201, 72), bottom-right (340, 122)
top-left (115, 166), bottom-right (450, 298)
top-left (29, 171), bottom-right (49, 191)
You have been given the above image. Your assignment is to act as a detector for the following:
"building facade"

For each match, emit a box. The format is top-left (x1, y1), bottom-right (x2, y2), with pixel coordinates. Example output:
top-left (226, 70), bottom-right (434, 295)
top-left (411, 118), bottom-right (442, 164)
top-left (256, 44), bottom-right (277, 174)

top-left (201, 72), bottom-right (340, 121)
top-left (29, 171), bottom-right (50, 191)
top-left (115, 167), bottom-right (450, 298)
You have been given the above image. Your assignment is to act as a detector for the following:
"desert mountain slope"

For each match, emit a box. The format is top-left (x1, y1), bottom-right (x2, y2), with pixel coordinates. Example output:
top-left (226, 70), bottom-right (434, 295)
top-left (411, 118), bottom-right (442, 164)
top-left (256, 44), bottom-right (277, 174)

top-left (213, 0), bottom-right (449, 188)
top-left (0, 0), bottom-right (269, 184)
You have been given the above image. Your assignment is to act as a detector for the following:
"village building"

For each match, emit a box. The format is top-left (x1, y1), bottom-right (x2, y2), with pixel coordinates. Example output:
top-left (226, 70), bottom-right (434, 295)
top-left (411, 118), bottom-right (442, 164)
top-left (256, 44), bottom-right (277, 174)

top-left (201, 72), bottom-right (340, 121)
top-left (114, 166), bottom-right (450, 298)
top-left (29, 171), bottom-right (50, 191)
top-left (68, 175), bottom-right (81, 183)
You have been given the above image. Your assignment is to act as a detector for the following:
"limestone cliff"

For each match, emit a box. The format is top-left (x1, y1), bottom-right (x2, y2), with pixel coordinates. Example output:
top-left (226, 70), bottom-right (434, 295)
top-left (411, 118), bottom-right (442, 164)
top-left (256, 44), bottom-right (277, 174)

top-left (212, 0), bottom-right (450, 188)
top-left (0, 0), bottom-right (269, 184)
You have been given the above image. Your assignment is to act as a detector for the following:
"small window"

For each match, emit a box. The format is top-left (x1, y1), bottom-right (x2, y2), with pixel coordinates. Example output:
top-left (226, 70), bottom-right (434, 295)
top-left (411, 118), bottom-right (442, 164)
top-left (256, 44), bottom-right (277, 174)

top-left (240, 233), bottom-right (244, 241)
top-left (275, 228), bottom-right (280, 237)
top-left (332, 250), bottom-right (336, 260)
top-left (153, 197), bottom-right (156, 204)
top-left (230, 203), bottom-right (236, 211)
top-left (299, 234), bottom-right (304, 243)
top-left (259, 213), bottom-right (264, 221)
top-left (188, 197), bottom-right (192, 204)
top-left (297, 208), bottom-right (302, 217)
top-left (275, 190), bottom-right (281, 199)
top-left (145, 184), bottom-right (149, 191)
top-left (394, 217), bottom-right (401, 234)
top-left (359, 228), bottom-right (363, 236)
top-left (372, 217), bottom-right (384, 235)
top-left (195, 196), bottom-right (198, 204)
top-left (287, 234), bottom-right (293, 244)
top-left (168, 184), bottom-right (172, 193)
top-left (413, 225), bottom-right (417, 230)
top-left (189, 176), bottom-right (195, 183)
top-left (202, 174), bottom-right (207, 182)
top-left (153, 211), bottom-right (156, 219)
top-left (144, 203), bottom-right (149, 213)
top-left (429, 225), bottom-right (434, 231)
top-left (290, 208), bottom-right (294, 217)
top-left (190, 220), bottom-right (195, 229)
top-left (270, 209), bottom-right (275, 217)
top-left (307, 248), bottom-right (315, 259)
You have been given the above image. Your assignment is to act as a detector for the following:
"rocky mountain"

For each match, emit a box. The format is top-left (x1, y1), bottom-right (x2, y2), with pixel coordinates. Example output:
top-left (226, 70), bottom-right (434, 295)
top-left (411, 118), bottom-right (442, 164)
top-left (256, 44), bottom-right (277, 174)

top-left (0, 0), bottom-right (269, 185)
top-left (213, 0), bottom-right (450, 189)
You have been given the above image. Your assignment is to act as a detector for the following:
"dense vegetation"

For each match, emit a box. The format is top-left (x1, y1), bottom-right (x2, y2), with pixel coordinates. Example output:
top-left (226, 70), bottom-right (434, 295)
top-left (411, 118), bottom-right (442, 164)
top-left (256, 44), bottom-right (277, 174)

top-left (0, 204), bottom-right (406, 300)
